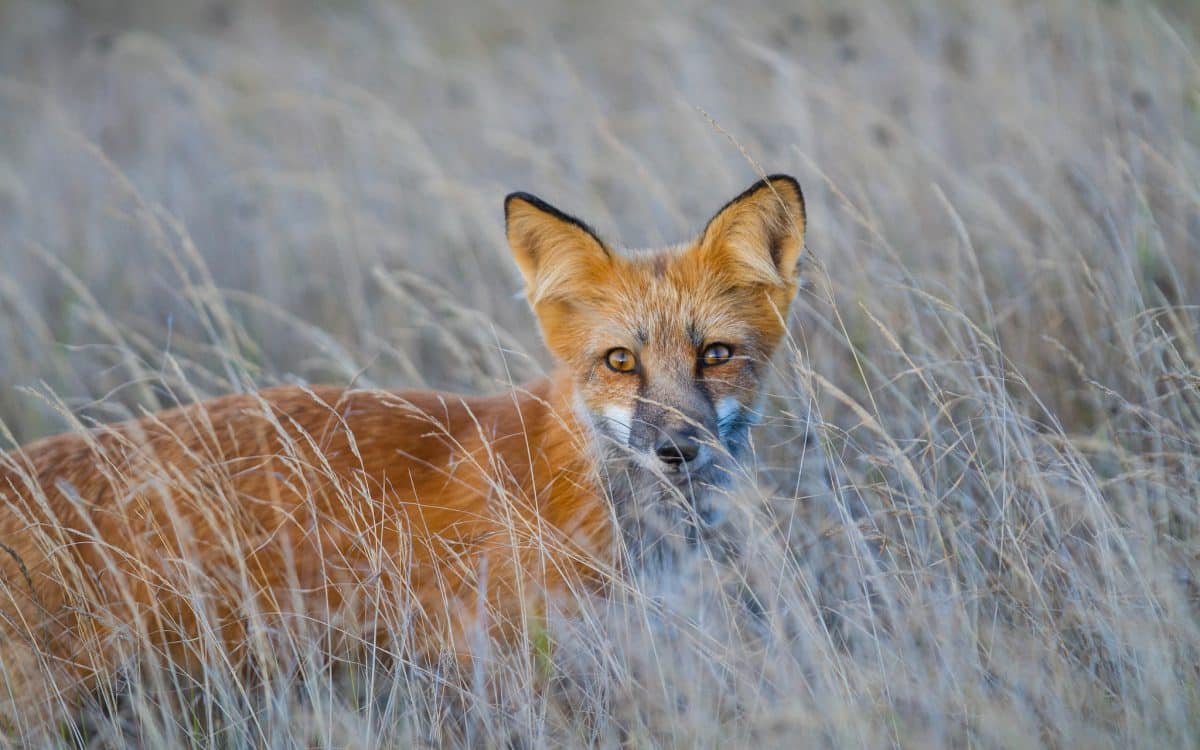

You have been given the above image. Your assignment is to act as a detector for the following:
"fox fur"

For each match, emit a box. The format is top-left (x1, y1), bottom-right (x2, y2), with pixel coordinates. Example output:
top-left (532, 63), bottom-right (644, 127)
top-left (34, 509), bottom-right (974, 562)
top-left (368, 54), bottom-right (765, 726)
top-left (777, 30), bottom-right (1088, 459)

top-left (0, 174), bottom-right (805, 719)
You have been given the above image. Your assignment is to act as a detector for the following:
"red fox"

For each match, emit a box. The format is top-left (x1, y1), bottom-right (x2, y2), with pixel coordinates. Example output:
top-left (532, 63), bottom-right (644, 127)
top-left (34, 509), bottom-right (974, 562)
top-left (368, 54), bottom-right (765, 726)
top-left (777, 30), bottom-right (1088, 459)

top-left (0, 175), bottom-right (805, 718)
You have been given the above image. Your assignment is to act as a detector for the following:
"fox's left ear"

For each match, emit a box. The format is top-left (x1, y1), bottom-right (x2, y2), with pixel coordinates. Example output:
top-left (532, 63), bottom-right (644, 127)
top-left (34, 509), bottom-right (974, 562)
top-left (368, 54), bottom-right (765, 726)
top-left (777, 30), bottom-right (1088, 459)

top-left (699, 174), bottom-right (806, 287)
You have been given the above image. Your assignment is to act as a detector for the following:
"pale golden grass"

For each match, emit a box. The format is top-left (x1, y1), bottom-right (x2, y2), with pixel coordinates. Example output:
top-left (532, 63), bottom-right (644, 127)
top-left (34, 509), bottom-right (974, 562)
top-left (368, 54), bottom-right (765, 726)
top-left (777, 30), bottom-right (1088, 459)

top-left (0, 0), bottom-right (1198, 746)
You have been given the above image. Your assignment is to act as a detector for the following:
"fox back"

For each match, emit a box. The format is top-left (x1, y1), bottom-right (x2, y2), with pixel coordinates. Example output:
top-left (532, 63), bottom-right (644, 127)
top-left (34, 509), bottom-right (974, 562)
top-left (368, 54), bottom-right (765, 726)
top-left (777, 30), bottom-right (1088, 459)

top-left (0, 175), bottom-right (805, 722)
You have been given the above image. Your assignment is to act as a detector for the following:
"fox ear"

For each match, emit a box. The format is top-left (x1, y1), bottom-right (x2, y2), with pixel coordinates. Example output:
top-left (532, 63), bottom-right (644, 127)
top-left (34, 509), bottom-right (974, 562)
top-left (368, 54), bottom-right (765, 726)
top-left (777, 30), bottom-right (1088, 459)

top-left (505, 192), bottom-right (612, 305)
top-left (699, 174), bottom-right (806, 287)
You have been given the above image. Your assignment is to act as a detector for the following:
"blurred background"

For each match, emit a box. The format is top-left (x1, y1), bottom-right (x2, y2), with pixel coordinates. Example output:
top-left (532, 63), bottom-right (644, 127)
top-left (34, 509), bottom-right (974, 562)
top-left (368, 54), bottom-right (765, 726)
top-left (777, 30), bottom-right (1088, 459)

top-left (1, 0), bottom-right (1195, 442)
top-left (2, 2), bottom-right (1199, 746)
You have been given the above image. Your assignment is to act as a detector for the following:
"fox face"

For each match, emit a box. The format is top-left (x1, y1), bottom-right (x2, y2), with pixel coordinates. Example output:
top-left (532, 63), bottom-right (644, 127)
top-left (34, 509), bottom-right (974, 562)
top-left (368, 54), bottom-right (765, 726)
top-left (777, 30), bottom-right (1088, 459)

top-left (505, 176), bottom-right (806, 514)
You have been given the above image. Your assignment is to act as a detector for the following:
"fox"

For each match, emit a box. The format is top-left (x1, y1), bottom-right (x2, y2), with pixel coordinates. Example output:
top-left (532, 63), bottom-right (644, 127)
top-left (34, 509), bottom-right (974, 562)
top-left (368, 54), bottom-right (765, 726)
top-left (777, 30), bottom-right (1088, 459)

top-left (0, 174), bottom-right (805, 723)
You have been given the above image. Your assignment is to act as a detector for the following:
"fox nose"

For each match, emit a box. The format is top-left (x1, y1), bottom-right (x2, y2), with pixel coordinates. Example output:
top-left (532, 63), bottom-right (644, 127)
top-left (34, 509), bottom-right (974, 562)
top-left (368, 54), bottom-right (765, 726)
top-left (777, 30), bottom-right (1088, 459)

top-left (655, 429), bottom-right (701, 466)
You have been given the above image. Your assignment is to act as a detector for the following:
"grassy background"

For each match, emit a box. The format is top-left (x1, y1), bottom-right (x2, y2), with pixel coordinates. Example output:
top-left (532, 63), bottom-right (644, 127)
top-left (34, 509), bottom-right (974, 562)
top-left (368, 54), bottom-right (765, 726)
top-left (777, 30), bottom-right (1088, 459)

top-left (1, 0), bottom-right (1198, 747)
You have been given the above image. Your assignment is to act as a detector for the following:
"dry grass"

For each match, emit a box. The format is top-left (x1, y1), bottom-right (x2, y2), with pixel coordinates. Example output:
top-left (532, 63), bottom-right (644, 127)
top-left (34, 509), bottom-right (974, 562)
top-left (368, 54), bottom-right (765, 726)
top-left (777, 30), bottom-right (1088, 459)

top-left (1, 0), bottom-right (1198, 746)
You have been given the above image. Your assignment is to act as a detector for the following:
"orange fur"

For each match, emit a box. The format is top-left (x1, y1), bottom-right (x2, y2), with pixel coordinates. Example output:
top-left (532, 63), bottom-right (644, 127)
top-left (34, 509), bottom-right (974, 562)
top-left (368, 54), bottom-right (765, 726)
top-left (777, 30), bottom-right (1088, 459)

top-left (0, 175), bottom-right (805, 716)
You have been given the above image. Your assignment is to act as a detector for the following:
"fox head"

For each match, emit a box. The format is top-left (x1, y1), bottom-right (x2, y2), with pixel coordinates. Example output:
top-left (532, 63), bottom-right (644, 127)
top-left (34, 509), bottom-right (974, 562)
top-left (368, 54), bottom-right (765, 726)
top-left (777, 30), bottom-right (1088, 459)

top-left (505, 175), bottom-right (805, 490)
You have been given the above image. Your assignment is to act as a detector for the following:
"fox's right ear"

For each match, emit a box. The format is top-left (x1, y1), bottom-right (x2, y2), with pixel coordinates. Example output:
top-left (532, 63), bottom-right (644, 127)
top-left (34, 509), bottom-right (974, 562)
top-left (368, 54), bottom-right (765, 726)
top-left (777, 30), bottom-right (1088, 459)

top-left (505, 193), bottom-right (612, 305)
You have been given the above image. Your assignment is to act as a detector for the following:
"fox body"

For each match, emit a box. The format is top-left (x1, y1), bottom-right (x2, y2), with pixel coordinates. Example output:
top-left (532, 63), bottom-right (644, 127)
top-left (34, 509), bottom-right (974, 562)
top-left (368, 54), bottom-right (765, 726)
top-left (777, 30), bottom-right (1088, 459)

top-left (0, 175), bottom-right (805, 714)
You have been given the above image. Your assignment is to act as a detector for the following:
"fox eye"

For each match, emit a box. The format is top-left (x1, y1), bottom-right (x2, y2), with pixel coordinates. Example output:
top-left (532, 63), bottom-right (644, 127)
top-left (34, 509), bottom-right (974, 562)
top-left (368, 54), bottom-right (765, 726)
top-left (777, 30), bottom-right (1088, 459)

top-left (605, 347), bottom-right (638, 373)
top-left (700, 343), bottom-right (733, 367)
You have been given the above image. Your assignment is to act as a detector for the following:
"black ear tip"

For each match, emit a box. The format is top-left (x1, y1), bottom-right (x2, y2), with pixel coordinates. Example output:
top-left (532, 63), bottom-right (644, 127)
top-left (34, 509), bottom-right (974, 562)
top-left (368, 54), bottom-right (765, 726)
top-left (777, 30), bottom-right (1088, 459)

top-left (764, 173), bottom-right (800, 192)
top-left (730, 173), bottom-right (804, 205)
top-left (502, 191), bottom-right (607, 248)
top-left (505, 192), bottom-right (537, 212)
top-left (763, 173), bottom-right (803, 200)
top-left (762, 174), bottom-right (805, 220)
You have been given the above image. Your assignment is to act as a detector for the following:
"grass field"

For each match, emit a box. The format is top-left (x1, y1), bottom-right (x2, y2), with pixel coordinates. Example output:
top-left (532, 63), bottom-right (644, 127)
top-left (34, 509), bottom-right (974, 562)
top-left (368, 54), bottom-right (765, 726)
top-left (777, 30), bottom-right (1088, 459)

top-left (1, 0), bottom-right (1199, 747)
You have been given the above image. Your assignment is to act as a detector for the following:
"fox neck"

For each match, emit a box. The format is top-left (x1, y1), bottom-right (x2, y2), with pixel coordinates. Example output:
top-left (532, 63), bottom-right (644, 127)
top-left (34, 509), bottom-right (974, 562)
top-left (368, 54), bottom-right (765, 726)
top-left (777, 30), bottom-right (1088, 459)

top-left (543, 370), bottom-right (734, 571)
